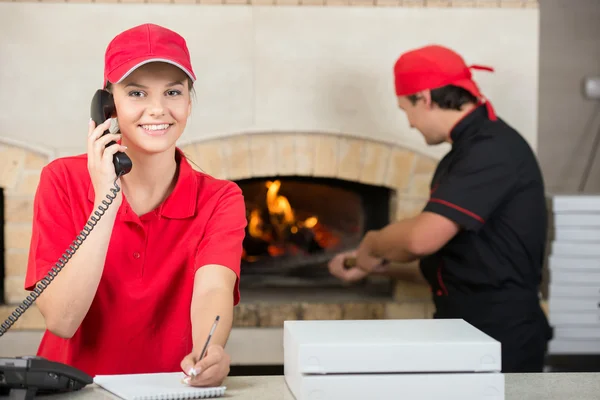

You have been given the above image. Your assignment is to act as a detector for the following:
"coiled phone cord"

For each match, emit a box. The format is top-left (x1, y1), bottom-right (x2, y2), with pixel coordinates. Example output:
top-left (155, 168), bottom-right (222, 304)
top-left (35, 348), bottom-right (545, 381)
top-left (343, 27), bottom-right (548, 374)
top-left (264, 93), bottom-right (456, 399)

top-left (0, 174), bottom-right (123, 337)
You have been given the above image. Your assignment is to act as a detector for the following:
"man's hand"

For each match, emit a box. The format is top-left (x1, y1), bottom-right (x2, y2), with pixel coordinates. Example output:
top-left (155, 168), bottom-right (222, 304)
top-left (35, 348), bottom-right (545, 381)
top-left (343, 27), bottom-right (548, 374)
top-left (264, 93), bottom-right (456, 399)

top-left (356, 233), bottom-right (388, 274)
top-left (328, 250), bottom-right (368, 282)
top-left (180, 344), bottom-right (231, 387)
top-left (328, 231), bottom-right (390, 282)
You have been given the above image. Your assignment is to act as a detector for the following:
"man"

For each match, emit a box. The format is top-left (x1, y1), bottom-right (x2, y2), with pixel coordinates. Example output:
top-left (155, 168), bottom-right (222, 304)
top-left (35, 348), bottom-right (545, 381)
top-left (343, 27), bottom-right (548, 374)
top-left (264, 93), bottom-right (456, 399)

top-left (328, 44), bottom-right (552, 373)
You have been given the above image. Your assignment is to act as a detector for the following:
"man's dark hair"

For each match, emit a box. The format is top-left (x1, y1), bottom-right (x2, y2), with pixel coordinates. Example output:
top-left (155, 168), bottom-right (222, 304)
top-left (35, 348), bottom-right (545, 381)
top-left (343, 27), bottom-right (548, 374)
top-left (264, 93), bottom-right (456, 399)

top-left (407, 84), bottom-right (477, 111)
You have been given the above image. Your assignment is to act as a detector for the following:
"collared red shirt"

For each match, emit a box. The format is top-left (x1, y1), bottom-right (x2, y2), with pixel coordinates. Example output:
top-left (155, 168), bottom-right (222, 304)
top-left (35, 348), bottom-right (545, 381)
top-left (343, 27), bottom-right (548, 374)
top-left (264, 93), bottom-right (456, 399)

top-left (420, 105), bottom-right (548, 307)
top-left (24, 148), bottom-right (246, 377)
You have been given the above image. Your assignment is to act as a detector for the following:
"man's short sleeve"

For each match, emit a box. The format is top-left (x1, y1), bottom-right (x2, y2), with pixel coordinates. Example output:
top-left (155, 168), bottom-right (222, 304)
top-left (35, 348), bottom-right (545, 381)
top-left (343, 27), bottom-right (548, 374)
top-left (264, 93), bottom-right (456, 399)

top-left (423, 140), bottom-right (517, 232)
top-left (24, 166), bottom-right (77, 291)
top-left (194, 182), bottom-right (247, 306)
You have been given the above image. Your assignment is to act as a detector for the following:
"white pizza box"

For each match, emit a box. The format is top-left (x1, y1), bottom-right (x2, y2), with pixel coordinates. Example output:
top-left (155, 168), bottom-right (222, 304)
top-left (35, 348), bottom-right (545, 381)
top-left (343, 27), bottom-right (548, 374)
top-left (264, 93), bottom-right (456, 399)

top-left (553, 325), bottom-right (600, 340)
top-left (552, 228), bottom-right (600, 242)
top-left (551, 270), bottom-right (600, 285)
top-left (549, 338), bottom-right (600, 355)
top-left (548, 255), bottom-right (600, 272)
top-left (283, 371), bottom-right (505, 400)
top-left (548, 311), bottom-right (600, 325)
top-left (553, 214), bottom-right (600, 227)
top-left (550, 194), bottom-right (600, 213)
top-left (549, 297), bottom-right (600, 313)
top-left (283, 319), bottom-right (501, 375)
top-left (549, 284), bottom-right (600, 298)
top-left (283, 319), bottom-right (503, 400)
top-left (551, 241), bottom-right (600, 257)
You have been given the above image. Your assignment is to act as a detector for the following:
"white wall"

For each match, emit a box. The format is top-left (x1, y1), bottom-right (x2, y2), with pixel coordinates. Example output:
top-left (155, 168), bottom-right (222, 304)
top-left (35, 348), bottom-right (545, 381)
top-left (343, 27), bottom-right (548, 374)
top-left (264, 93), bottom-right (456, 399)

top-left (537, 0), bottom-right (600, 194)
top-left (0, 3), bottom-right (539, 160)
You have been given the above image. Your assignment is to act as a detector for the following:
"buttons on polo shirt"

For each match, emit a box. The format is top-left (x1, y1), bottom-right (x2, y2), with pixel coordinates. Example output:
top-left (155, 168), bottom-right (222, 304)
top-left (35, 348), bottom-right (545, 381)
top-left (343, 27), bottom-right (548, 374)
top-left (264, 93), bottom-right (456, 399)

top-left (133, 252), bottom-right (141, 259)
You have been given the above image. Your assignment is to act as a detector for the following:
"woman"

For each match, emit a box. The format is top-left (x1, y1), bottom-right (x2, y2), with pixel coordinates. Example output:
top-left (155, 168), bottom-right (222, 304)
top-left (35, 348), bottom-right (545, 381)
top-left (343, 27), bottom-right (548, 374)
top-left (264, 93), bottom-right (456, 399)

top-left (23, 23), bottom-right (246, 387)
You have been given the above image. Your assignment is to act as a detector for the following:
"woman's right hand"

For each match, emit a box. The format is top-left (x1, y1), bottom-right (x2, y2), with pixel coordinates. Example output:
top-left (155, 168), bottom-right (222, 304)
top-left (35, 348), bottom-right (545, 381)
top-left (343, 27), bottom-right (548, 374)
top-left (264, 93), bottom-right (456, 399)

top-left (87, 118), bottom-right (128, 206)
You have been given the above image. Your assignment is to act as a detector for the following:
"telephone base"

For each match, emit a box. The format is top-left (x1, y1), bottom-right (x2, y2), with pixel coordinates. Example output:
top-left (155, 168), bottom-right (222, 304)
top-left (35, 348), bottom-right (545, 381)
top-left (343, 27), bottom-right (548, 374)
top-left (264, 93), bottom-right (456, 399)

top-left (0, 356), bottom-right (92, 399)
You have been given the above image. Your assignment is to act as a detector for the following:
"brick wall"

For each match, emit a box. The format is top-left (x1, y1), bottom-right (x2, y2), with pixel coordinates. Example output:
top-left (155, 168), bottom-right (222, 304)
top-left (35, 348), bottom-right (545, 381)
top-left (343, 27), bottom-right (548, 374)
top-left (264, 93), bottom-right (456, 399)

top-left (0, 145), bottom-right (49, 329)
top-left (182, 133), bottom-right (436, 218)
top-left (1, 145), bottom-right (49, 305)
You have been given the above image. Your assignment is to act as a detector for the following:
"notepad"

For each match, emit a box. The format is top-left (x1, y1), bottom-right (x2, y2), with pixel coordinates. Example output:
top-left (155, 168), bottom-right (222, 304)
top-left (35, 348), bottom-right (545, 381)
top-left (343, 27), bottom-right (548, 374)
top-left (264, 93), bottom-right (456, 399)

top-left (94, 372), bottom-right (226, 400)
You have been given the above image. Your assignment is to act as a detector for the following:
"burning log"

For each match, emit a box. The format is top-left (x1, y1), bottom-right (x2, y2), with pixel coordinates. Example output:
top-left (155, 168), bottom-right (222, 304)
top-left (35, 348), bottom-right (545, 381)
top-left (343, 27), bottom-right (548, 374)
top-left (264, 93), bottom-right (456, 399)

top-left (241, 179), bottom-right (341, 264)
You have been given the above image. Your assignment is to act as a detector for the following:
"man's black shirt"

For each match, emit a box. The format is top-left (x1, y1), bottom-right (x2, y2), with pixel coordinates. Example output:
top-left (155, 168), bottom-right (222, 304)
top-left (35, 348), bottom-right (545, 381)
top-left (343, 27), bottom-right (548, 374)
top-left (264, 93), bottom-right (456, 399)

top-left (418, 105), bottom-right (552, 372)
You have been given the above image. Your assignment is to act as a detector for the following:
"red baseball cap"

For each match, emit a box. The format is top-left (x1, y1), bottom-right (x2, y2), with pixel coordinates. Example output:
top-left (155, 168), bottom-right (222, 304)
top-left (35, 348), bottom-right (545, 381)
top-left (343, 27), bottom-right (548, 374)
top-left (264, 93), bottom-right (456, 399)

top-left (103, 23), bottom-right (196, 88)
top-left (393, 44), bottom-right (496, 120)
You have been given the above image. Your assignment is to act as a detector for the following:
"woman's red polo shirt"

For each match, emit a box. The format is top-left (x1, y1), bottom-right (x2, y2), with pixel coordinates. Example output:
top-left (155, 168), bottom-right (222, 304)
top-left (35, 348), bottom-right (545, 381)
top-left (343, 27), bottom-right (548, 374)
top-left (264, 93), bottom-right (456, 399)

top-left (23, 148), bottom-right (247, 377)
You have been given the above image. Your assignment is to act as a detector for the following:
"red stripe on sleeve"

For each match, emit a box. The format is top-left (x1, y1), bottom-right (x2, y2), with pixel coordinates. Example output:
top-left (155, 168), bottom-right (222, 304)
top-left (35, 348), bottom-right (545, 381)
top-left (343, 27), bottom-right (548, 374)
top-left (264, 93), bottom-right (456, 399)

top-left (429, 198), bottom-right (485, 224)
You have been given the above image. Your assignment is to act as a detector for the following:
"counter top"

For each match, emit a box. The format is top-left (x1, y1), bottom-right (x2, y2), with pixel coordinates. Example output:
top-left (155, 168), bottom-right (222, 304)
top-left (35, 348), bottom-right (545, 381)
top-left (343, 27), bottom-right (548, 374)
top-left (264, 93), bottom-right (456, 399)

top-left (31, 372), bottom-right (600, 400)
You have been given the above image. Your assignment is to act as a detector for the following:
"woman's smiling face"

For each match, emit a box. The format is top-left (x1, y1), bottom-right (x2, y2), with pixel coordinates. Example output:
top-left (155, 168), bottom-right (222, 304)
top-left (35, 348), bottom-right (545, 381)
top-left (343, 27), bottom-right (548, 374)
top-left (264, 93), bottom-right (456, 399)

top-left (112, 62), bottom-right (192, 155)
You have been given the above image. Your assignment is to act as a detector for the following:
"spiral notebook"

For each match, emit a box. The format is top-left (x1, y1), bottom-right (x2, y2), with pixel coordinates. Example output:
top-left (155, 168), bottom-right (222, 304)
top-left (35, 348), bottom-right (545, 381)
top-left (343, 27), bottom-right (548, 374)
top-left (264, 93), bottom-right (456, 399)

top-left (94, 372), bottom-right (227, 400)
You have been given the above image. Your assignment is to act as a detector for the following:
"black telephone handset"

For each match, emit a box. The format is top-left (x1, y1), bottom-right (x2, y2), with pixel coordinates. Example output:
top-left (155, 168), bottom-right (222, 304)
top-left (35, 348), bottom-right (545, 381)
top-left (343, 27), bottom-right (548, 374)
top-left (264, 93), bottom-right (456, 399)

top-left (0, 90), bottom-right (135, 399)
top-left (90, 89), bottom-right (133, 176)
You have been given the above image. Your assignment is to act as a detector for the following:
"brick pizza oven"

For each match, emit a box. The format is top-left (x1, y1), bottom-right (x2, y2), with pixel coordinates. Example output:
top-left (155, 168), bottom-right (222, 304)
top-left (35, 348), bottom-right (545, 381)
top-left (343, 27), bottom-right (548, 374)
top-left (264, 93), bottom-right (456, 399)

top-left (0, 135), bottom-right (436, 328)
top-left (183, 133), bottom-right (435, 286)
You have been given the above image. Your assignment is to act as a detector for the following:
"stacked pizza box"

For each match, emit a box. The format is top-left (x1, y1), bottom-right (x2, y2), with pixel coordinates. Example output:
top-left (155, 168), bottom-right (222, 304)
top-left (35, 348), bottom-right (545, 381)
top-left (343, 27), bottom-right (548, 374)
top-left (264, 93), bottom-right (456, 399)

top-left (547, 194), bottom-right (600, 355)
top-left (283, 319), bottom-right (505, 400)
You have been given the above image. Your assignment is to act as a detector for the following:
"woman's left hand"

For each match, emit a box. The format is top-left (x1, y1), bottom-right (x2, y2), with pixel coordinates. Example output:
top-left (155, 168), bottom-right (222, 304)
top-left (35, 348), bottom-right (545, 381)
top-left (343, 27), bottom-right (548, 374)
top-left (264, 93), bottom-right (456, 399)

top-left (180, 344), bottom-right (231, 387)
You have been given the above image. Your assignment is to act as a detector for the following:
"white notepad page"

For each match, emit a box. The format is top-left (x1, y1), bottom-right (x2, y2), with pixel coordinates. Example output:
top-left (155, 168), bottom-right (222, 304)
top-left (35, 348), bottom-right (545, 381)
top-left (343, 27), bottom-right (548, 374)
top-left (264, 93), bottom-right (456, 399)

top-left (94, 372), bottom-right (226, 400)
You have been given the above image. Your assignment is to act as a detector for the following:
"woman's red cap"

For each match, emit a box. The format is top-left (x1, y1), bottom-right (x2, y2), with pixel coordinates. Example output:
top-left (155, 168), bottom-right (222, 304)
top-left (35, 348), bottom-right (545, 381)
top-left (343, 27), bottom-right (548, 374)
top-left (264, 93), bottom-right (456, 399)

top-left (103, 23), bottom-right (196, 88)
